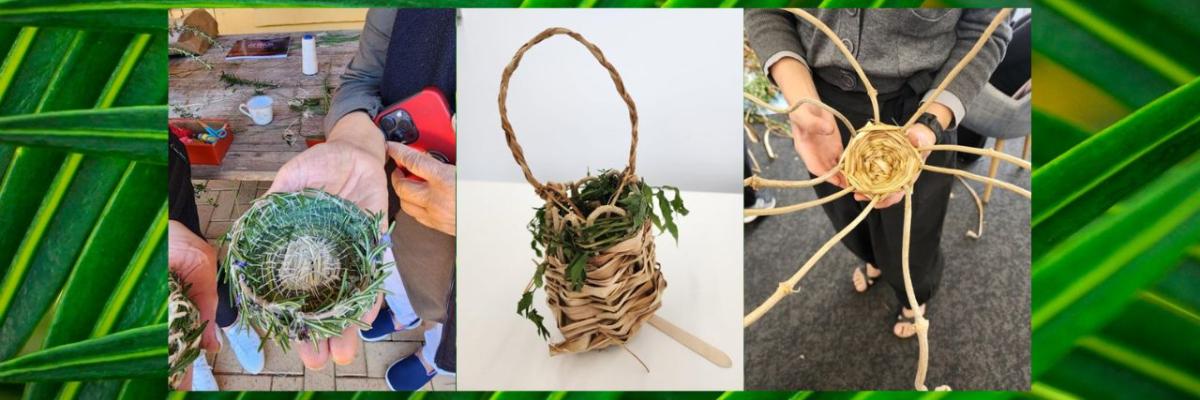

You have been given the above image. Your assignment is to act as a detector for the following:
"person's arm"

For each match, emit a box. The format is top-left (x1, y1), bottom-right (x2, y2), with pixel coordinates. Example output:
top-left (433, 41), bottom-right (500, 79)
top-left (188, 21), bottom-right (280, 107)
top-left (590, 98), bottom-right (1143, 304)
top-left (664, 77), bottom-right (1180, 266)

top-left (745, 9), bottom-right (809, 82)
top-left (924, 9), bottom-right (1012, 129)
top-left (322, 8), bottom-right (395, 136)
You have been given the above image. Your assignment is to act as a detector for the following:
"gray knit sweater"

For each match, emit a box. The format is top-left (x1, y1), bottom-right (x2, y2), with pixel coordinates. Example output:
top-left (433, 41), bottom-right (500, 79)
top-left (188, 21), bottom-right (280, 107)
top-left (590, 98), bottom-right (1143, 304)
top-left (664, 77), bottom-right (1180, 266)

top-left (745, 8), bottom-right (1011, 126)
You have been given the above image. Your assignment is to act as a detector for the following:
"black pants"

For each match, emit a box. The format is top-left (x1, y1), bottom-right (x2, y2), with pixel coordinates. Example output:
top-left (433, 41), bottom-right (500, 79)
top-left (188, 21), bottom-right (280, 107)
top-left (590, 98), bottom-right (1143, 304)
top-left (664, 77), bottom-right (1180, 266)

top-left (168, 135), bottom-right (238, 328)
top-left (810, 77), bottom-right (954, 310)
top-left (745, 144), bottom-right (757, 208)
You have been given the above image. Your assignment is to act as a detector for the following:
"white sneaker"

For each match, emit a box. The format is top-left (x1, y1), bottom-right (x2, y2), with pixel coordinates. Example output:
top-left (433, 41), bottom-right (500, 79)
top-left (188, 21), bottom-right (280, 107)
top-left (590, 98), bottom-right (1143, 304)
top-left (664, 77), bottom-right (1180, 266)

top-left (190, 351), bottom-right (219, 391)
top-left (222, 319), bottom-right (265, 374)
top-left (744, 194), bottom-right (777, 224)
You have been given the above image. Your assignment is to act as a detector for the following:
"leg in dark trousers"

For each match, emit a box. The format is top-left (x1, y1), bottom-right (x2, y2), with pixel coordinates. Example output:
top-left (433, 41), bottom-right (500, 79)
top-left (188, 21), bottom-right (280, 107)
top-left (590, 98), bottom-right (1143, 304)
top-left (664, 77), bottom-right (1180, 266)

top-left (808, 77), bottom-right (953, 311)
top-left (745, 145), bottom-right (757, 208)
top-left (168, 134), bottom-right (239, 329)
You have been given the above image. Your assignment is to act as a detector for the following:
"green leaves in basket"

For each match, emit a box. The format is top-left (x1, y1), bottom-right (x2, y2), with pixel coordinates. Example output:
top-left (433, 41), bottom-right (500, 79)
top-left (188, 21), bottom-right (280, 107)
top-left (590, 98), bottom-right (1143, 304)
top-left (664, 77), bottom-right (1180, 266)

top-left (0, 323), bottom-right (166, 383)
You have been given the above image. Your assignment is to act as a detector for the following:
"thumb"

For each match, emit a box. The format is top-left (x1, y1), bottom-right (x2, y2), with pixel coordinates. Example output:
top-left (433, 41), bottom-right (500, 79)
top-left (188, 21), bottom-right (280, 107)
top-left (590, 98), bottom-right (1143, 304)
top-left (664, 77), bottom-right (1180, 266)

top-left (386, 142), bottom-right (440, 180)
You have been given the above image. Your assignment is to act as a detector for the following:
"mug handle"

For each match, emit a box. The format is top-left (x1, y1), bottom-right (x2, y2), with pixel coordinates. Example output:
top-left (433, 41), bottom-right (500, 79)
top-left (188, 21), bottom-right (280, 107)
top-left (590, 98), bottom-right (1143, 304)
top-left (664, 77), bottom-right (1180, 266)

top-left (238, 104), bottom-right (252, 118)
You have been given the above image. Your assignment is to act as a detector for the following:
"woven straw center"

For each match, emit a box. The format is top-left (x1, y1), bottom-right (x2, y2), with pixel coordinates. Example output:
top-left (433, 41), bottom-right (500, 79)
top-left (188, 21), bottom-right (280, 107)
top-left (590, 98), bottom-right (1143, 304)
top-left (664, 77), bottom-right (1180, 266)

top-left (841, 125), bottom-right (922, 197)
top-left (278, 235), bottom-right (340, 291)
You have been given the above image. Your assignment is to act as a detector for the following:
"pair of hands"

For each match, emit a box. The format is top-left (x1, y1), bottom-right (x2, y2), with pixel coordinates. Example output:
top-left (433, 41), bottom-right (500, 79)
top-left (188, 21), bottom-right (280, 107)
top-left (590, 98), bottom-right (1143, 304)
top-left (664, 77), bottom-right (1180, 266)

top-left (168, 111), bottom-right (456, 385)
top-left (266, 111), bottom-right (456, 370)
top-left (789, 103), bottom-right (940, 209)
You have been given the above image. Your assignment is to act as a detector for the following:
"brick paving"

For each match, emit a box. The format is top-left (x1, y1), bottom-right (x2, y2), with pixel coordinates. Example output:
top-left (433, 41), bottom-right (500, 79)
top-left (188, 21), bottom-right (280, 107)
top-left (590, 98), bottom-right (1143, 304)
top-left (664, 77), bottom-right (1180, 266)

top-left (193, 180), bottom-right (457, 391)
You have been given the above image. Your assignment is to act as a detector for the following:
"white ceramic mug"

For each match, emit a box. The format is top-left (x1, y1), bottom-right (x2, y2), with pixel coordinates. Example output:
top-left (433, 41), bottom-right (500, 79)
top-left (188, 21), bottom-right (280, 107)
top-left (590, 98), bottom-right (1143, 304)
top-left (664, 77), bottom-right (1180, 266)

top-left (238, 95), bottom-right (273, 125)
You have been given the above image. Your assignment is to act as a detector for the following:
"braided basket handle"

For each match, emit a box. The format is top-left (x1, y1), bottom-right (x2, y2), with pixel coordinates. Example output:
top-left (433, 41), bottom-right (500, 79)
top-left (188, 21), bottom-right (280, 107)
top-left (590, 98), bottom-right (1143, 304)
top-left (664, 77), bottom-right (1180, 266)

top-left (499, 27), bottom-right (639, 197)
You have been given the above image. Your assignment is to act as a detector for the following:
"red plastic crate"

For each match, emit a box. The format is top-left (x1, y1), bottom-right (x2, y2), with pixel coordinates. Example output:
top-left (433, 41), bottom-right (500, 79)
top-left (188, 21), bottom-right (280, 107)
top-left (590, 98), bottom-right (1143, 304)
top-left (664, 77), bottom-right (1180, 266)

top-left (169, 118), bottom-right (234, 165)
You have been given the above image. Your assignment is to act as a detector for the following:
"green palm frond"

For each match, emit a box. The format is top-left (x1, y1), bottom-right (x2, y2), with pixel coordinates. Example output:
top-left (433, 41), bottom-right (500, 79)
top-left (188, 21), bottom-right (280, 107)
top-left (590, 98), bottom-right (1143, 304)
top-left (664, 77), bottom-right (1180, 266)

top-left (0, 4), bottom-right (166, 400)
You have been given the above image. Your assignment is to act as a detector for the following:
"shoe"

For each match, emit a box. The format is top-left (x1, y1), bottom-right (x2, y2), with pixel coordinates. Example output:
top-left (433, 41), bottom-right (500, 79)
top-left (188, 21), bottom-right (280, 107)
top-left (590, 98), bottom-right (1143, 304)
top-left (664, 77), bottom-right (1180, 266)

top-left (222, 319), bottom-right (265, 374)
top-left (385, 353), bottom-right (436, 391)
top-left (744, 192), bottom-right (777, 223)
top-left (190, 351), bottom-right (219, 391)
top-left (360, 303), bottom-right (421, 342)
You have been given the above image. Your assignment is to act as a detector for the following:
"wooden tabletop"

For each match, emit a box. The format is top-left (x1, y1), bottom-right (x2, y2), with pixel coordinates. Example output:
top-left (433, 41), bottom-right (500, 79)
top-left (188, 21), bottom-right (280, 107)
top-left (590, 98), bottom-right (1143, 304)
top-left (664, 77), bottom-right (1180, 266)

top-left (169, 30), bottom-right (360, 181)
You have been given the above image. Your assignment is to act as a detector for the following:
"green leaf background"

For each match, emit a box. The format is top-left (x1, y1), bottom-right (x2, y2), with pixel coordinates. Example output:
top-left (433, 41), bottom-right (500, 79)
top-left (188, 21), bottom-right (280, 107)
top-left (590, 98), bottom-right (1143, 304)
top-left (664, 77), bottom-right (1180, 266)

top-left (1, 0), bottom-right (1196, 399)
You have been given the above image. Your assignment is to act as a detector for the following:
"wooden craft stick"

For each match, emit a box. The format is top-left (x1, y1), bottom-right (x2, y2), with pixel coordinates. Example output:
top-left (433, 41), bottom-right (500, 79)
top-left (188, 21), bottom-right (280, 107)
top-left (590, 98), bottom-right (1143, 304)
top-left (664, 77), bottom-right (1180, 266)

top-left (648, 315), bottom-right (732, 368)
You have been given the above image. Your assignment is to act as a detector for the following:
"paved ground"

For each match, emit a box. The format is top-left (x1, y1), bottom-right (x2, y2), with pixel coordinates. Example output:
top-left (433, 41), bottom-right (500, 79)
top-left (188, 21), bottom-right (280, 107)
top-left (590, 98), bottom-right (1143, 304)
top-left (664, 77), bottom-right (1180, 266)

top-left (743, 134), bottom-right (1031, 390)
top-left (192, 180), bottom-right (457, 391)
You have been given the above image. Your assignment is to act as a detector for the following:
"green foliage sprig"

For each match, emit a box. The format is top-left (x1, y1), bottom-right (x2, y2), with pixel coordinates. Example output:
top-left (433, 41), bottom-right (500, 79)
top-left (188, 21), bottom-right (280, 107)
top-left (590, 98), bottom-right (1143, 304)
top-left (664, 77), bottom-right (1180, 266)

top-left (219, 71), bottom-right (280, 94)
top-left (516, 170), bottom-right (688, 339)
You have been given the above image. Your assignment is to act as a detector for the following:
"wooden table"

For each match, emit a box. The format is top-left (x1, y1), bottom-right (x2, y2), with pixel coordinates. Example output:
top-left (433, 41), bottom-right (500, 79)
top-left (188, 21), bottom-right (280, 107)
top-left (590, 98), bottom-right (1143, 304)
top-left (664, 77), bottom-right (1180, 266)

top-left (169, 30), bottom-right (360, 181)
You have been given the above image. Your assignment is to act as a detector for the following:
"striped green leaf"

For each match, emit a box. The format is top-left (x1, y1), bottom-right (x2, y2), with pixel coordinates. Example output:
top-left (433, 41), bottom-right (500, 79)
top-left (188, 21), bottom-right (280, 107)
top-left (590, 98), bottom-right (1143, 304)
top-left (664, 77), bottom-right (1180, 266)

top-left (0, 106), bottom-right (166, 164)
top-left (1031, 77), bottom-right (1200, 262)
top-left (0, 323), bottom-right (165, 382)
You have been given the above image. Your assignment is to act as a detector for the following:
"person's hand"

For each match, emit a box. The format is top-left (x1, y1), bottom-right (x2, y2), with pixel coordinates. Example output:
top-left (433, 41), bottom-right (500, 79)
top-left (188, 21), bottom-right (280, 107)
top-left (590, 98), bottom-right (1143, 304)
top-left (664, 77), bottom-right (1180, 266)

top-left (268, 111), bottom-right (387, 369)
top-left (168, 220), bottom-right (220, 390)
top-left (790, 104), bottom-right (847, 188)
top-left (269, 112), bottom-right (389, 222)
top-left (861, 123), bottom-right (937, 208)
top-left (386, 142), bottom-right (457, 236)
top-left (865, 102), bottom-right (950, 209)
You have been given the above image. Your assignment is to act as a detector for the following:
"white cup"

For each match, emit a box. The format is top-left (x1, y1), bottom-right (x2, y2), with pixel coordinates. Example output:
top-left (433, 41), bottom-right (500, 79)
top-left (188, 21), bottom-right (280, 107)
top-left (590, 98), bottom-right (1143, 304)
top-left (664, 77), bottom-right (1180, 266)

top-left (238, 95), bottom-right (273, 125)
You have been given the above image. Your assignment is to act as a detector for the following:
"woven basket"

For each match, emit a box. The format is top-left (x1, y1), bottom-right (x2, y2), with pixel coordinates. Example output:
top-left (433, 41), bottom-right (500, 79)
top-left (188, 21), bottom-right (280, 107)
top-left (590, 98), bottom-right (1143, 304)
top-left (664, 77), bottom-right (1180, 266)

top-left (500, 27), bottom-right (665, 355)
top-left (223, 189), bottom-right (390, 350)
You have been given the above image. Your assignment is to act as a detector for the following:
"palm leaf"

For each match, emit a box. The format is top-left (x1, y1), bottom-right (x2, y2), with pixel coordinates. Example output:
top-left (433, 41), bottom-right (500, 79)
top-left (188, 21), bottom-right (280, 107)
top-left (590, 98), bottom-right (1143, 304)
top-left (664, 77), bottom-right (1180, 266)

top-left (0, 5), bottom-right (165, 400)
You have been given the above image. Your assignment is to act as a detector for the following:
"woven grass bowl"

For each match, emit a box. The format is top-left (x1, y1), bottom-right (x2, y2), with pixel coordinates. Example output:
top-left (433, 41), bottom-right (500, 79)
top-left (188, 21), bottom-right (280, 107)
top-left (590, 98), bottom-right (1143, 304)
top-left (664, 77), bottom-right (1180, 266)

top-left (223, 189), bottom-right (390, 350)
top-left (168, 272), bottom-right (205, 388)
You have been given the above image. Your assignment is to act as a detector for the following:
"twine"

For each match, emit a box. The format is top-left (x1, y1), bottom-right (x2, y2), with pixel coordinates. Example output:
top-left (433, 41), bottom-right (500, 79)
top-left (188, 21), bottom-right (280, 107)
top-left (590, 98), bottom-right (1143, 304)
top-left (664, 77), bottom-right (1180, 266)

top-left (841, 123), bottom-right (924, 198)
top-left (500, 28), bottom-right (664, 356)
top-left (499, 27), bottom-right (639, 202)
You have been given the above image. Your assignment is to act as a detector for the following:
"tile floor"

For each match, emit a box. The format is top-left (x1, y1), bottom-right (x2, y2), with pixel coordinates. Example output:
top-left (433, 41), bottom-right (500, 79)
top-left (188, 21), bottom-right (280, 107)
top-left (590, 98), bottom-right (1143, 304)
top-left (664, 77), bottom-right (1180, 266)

top-left (192, 180), bottom-right (456, 391)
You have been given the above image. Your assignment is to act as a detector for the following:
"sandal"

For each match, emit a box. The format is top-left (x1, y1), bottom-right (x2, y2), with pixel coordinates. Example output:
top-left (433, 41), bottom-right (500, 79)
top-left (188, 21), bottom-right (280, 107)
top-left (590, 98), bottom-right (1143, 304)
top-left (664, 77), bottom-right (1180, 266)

top-left (852, 263), bottom-right (880, 293)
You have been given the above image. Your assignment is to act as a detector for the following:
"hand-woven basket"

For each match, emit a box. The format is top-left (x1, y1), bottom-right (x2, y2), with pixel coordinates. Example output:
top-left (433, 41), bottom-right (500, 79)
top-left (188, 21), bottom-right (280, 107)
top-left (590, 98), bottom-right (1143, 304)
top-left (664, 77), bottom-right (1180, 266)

top-left (500, 27), bottom-right (666, 355)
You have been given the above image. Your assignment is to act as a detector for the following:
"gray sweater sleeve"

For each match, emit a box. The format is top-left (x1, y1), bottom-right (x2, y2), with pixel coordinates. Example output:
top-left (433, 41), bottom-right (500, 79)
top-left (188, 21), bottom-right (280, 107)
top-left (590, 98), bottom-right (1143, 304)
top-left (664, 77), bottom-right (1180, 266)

top-left (929, 9), bottom-right (1011, 125)
top-left (745, 9), bottom-right (808, 74)
top-left (323, 8), bottom-right (395, 134)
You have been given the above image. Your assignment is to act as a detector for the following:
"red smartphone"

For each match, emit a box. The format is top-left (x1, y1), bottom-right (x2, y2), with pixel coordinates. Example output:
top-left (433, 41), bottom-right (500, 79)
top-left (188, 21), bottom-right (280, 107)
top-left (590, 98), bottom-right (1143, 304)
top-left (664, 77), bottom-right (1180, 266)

top-left (374, 87), bottom-right (454, 221)
top-left (374, 88), bottom-right (456, 167)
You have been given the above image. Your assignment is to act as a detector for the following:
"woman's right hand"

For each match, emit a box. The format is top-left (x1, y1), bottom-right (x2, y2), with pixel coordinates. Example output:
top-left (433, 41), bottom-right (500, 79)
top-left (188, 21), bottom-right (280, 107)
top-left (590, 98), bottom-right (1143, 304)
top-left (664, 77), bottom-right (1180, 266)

top-left (790, 104), bottom-right (846, 188)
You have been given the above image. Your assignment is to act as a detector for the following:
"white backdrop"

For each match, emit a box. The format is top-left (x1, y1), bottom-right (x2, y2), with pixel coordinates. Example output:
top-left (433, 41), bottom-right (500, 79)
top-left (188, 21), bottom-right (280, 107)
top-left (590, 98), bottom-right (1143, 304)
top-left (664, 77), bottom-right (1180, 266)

top-left (457, 8), bottom-right (743, 193)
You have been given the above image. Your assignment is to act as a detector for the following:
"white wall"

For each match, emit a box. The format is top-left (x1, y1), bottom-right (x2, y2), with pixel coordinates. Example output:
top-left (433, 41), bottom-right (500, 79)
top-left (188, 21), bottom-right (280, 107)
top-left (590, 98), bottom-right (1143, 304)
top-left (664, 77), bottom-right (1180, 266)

top-left (457, 9), bottom-right (743, 193)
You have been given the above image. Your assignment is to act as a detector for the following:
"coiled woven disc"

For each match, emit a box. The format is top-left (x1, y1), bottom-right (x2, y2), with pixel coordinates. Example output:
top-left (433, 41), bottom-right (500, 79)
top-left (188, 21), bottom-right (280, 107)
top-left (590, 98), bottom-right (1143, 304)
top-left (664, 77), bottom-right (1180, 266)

top-left (840, 122), bottom-right (923, 197)
top-left (168, 272), bottom-right (205, 388)
top-left (224, 189), bottom-right (390, 350)
top-left (537, 177), bottom-right (665, 355)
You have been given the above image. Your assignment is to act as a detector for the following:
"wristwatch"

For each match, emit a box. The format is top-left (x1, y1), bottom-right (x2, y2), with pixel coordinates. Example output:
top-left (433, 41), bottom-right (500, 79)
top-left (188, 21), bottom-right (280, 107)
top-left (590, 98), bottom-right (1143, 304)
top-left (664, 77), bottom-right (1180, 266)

top-left (915, 112), bottom-right (945, 145)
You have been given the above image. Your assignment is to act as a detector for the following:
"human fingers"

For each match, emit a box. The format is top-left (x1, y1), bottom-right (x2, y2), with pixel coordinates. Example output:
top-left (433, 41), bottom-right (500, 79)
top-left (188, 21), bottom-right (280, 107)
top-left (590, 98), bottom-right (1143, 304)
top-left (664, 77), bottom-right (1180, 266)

top-left (329, 326), bottom-right (361, 366)
top-left (392, 172), bottom-right (431, 208)
top-left (331, 295), bottom-right (382, 366)
top-left (875, 192), bottom-right (904, 209)
top-left (386, 142), bottom-right (452, 184)
top-left (293, 338), bottom-right (330, 370)
top-left (907, 124), bottom-right (936, 159)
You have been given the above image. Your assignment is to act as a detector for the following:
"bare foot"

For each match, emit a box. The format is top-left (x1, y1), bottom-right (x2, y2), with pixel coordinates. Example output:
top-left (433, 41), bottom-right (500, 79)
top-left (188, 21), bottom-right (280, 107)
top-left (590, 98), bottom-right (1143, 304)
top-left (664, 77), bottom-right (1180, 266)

top-left (852, 263), bottom-right (881, 293)
top-left (894, 304), bottom-right (926, 338)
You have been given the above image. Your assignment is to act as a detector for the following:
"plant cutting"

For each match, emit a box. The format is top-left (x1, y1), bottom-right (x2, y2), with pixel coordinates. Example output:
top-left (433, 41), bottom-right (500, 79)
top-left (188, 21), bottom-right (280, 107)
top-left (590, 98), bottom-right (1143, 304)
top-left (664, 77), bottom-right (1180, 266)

top-left (222, 189), bottom-right (391, 351)
top-left (499, 27), bottom-right (730, 369)
top-left (742, 8), bottom-right (1029, 391)
top-left (167, 273), bottom-right (205, 389)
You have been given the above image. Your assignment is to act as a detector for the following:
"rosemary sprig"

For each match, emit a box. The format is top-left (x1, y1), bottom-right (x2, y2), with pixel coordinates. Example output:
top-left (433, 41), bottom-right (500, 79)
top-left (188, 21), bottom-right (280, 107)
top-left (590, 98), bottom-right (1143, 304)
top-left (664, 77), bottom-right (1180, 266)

top-left (219, 71), bottom-right (280, 93)
top-left (516, 170), bottom-right (688, 340)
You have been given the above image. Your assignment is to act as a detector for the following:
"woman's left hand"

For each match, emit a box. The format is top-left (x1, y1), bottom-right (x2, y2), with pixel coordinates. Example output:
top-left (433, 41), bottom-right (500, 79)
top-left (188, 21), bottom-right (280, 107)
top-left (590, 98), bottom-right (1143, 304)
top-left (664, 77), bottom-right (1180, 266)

top-left (387, 142), bottom-right (457, 236)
